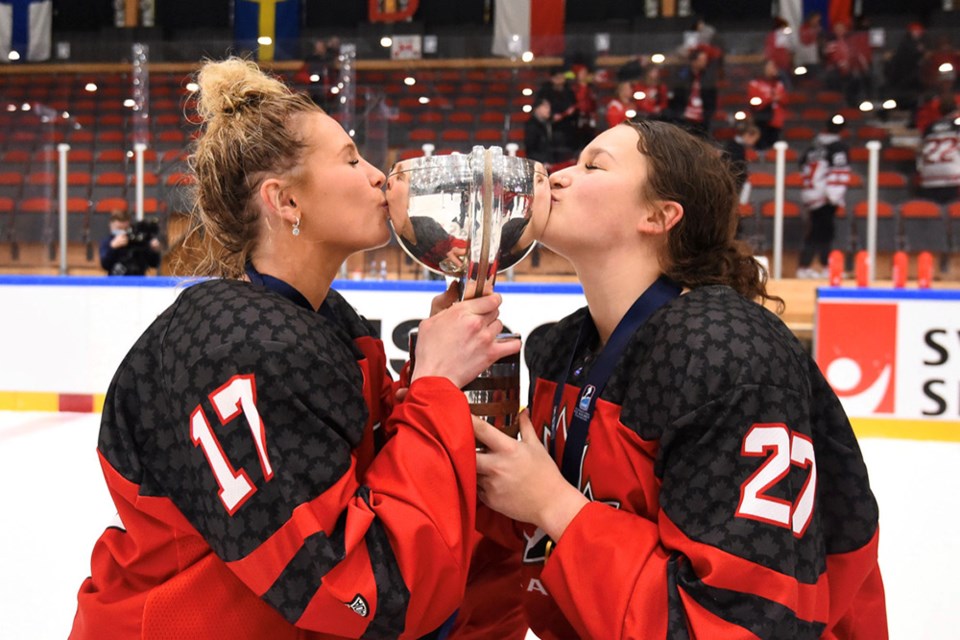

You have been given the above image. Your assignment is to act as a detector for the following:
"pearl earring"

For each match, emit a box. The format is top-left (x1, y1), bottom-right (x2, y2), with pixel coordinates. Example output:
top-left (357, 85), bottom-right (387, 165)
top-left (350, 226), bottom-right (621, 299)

top-left (292, 218), bottom-right (301, 237)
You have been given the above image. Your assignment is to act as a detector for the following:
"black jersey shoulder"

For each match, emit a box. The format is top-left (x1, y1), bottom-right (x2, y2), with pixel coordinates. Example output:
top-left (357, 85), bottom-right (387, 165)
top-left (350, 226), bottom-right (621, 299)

top-left (100, 280), bottom-right (370, 489)
top-left (615, 286), bottom-right (808, 438)
top-left (527, 286), bottom-right (808, 440)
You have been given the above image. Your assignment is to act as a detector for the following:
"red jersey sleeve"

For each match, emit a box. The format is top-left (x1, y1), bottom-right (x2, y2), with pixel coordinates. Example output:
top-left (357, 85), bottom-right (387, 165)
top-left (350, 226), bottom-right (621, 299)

top-left (539, 382), bottom-right (886, 640)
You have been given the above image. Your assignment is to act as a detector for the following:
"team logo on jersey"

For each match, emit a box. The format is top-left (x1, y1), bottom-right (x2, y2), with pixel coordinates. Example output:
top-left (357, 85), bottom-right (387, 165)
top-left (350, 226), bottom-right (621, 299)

top-left (522, 527), bottom-right (550, 564)
top-left (521, 443), bottom-right (619, 565)
top-left (816, 302), bottom-right (897, 414)
top-left (577, 385), bottom-right (595, 414)
top-left (346, 594), bottom-right (369, 617)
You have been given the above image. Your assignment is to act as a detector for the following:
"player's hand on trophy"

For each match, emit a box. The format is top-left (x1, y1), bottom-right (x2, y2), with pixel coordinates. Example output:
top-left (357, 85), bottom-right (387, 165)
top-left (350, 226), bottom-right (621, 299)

top-left (429, 280), bottom-right (460, 317)
top-left (475, 410), bottom-right (588, 538)
top-left (412, 293), bottom-right (520, 389)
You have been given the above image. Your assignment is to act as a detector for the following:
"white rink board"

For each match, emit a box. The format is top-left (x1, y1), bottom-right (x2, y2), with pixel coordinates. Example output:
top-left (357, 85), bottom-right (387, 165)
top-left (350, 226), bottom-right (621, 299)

top-left (0, 277), bottom-right (586, 399)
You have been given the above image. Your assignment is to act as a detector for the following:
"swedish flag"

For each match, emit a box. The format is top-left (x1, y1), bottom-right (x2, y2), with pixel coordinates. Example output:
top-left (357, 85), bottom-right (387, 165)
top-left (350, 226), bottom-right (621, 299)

top-left (234, 0), bottom-right (301, 62)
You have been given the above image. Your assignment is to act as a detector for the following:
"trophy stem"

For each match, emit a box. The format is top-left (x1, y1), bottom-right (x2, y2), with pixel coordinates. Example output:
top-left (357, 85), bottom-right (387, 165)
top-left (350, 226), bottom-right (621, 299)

top-left (471, 148), bottom-right (495, 299)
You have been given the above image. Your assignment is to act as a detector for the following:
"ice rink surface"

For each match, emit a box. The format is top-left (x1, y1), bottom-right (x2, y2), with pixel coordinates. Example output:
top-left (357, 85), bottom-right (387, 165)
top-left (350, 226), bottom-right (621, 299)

top-left (1, 410), bottom-right (957, 639)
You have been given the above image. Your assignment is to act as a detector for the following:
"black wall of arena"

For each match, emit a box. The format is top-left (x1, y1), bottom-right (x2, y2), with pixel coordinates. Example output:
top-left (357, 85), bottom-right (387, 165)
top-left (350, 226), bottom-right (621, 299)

top-left (51, 0), bottom-right (942, 33)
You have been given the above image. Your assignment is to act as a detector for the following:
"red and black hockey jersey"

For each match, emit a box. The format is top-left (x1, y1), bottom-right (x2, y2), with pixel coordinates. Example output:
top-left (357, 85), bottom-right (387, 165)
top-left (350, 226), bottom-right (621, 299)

top-left (800, 133), bottom-right (851, 210)
top-left (71, 278), bottom-right (478, 639)
top-left (918, 113), bottom-right (960, 188)
top-left (455, 285), bottom-right (886, 639)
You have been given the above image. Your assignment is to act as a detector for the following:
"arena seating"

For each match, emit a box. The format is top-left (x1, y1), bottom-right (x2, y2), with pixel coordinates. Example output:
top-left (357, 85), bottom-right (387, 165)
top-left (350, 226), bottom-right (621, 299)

top-left (0, 57), bottom-right (950, 272)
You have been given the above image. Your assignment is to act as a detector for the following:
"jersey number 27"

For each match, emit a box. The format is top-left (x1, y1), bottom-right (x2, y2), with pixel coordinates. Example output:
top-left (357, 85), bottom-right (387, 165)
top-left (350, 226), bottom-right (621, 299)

top-left (735, 423), bottom-right (818, 538)
top-left (190, 374), bottom-right (274, 515)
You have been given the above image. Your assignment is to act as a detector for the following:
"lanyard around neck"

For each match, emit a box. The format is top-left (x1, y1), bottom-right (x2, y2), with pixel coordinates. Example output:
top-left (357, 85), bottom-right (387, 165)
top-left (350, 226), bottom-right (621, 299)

top-left (244, 262), bottom-right (331, 317)
top-left (550, 276), bottom-right (682, 488)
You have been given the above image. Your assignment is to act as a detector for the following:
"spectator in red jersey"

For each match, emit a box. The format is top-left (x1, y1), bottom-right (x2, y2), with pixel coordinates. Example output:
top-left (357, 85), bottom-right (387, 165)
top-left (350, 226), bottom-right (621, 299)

top-left (764, 17), bottom-right (795, 82)
top-left (748, 60), bottom-right (788, 149)
top-left (795, 12), bottom-right (824, 76)
top-left (679, 15), bottom-right (726, 73)
top-left (848, 15), bottom-right (875, 105)
top-left (634, 65), bottom-right (669, 117)
top-left (605, 81), bottom-right (635, 128)
top-left (916, 86), bottom-right (960, 134)
top-left (922, 35), bottom-right (960, 92)
top-left (824, 20), bottom-right (869, 107)
top-left (668, 48), bottom-right (718, 135)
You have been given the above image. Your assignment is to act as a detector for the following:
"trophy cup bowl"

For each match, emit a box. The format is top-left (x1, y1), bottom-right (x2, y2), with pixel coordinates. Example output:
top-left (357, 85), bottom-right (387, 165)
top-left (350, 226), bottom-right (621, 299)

top-left (386, 145), bottom-right (549, 438)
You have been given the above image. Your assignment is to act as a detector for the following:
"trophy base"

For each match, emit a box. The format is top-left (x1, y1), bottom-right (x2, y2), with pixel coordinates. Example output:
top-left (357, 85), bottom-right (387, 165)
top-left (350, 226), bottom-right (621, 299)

top-left (409, 330), bottom-right (521, 442)
top-left (463, 337), bottom-right (521, 440)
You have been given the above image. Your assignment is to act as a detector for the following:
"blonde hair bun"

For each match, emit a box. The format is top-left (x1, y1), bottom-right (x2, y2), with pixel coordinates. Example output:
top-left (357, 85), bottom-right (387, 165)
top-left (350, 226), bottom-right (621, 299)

top-left (194, 57), bottom-right (288, 122)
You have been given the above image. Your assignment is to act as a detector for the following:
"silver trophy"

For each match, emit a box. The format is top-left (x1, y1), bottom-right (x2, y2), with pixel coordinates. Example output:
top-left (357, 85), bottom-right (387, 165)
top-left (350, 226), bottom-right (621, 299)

top-left (386, 145), bottom-right (549, 437)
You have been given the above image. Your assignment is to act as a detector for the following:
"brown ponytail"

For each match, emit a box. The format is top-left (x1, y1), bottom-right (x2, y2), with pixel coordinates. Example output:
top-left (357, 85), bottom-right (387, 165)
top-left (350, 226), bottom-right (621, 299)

top-left (623, 120), bottom-right (784, 313)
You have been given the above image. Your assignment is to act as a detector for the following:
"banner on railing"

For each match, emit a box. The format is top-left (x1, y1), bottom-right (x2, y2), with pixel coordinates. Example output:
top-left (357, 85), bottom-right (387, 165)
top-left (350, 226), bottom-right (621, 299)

top-left (815, 288), bottom-right (960, 434)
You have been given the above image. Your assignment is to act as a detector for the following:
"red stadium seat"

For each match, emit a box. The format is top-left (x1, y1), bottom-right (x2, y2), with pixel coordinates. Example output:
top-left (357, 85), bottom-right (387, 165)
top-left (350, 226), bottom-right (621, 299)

top-left (852, 200), bottom-right (894, 218)
top-left (899, 199), bottom-right (946, 252)
top-left (448, 112), bottom-right (475, 124)
top-left (761, 200), bottom-right (801, 217)
top-left (881, 147), bottom-right (916, 163)
top-left (475, 128), bottom-right (503, 143)
top-left (166, 172), bottom-right (195, 186)
top-left (899, 199), bottom-right (942, 219)
top-left (749, 172), bottom-right (776, 187)
top-left (408, 128), bottom-right (437, 143)
top-left (95, 197), bottom-right (128, 213)
top-left (783, 126), bottom-right (816, 141)
top-left (440, 129), bottom-right (470, 142)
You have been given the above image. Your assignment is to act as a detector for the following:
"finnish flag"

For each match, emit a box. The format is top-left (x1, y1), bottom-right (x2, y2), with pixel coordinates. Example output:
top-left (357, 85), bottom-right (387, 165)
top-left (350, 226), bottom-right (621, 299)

top-left (0, 0), bottom-right (52, 63)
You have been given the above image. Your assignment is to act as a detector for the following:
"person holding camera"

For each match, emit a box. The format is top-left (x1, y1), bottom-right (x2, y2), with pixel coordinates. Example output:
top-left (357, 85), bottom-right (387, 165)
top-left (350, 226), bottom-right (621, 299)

top-left (99, 209), bottom-right (162, 276)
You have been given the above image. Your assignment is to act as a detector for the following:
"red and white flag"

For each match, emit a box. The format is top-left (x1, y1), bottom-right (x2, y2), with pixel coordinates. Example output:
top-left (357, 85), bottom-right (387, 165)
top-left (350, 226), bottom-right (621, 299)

top-left (492, 0), bottom-right (565, 57)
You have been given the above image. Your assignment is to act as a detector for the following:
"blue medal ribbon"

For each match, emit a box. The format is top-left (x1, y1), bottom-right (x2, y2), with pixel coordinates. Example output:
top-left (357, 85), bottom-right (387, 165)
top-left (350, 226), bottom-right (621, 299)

top-left (550, 276), bottom-right (682, 487)
top-left (244, 262), bottom-right (332, 318)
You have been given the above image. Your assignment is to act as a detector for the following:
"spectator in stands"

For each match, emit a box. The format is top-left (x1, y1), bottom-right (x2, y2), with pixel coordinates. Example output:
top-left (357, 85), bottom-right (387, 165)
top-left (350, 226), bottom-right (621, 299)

top-left (616, 54), bottom-right (648, 83)
top-left (722, 121), bottom-right (761, 200)
top-left (884, 22), bottom-right (927, 122)
top-left (916, 85), bottom-right (960, 134)
top-left (605, 81), bottom-right (635, 128)
top-left (688, 15), bottom-right (717, 48)
top-left (99, 209), bottom-right (162, 276)
top-left (525, 98), bottom-right (570, 166)
top-left (748, 60), bottom-right (788, 149)
top-left (679, 15), bottom-right (724, 61)
top-left (571, 64), bottom-right (598, 148)
top-left (299, 36), bottom-right (341, 108)
top-left (795, 12), bottom-right (824, 76)
top-left (535, 67), bottom-right (577, 153)
top-left (797, 117), bottom-right (851, 278)
top-left (922, 35), bottom-right (960, 92)
top-left (764, 17), bottom-right (795, 84)
top-left (668, 49), bottom-right (718, 135)
top-left (916, 96), bottom-right (960, 205)
top-left (824, 21), bottom-right (869, 107)
top-left (633, 65), bottom-right (669, 118)
top-left (848, 15), bottom-right (875, 104)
